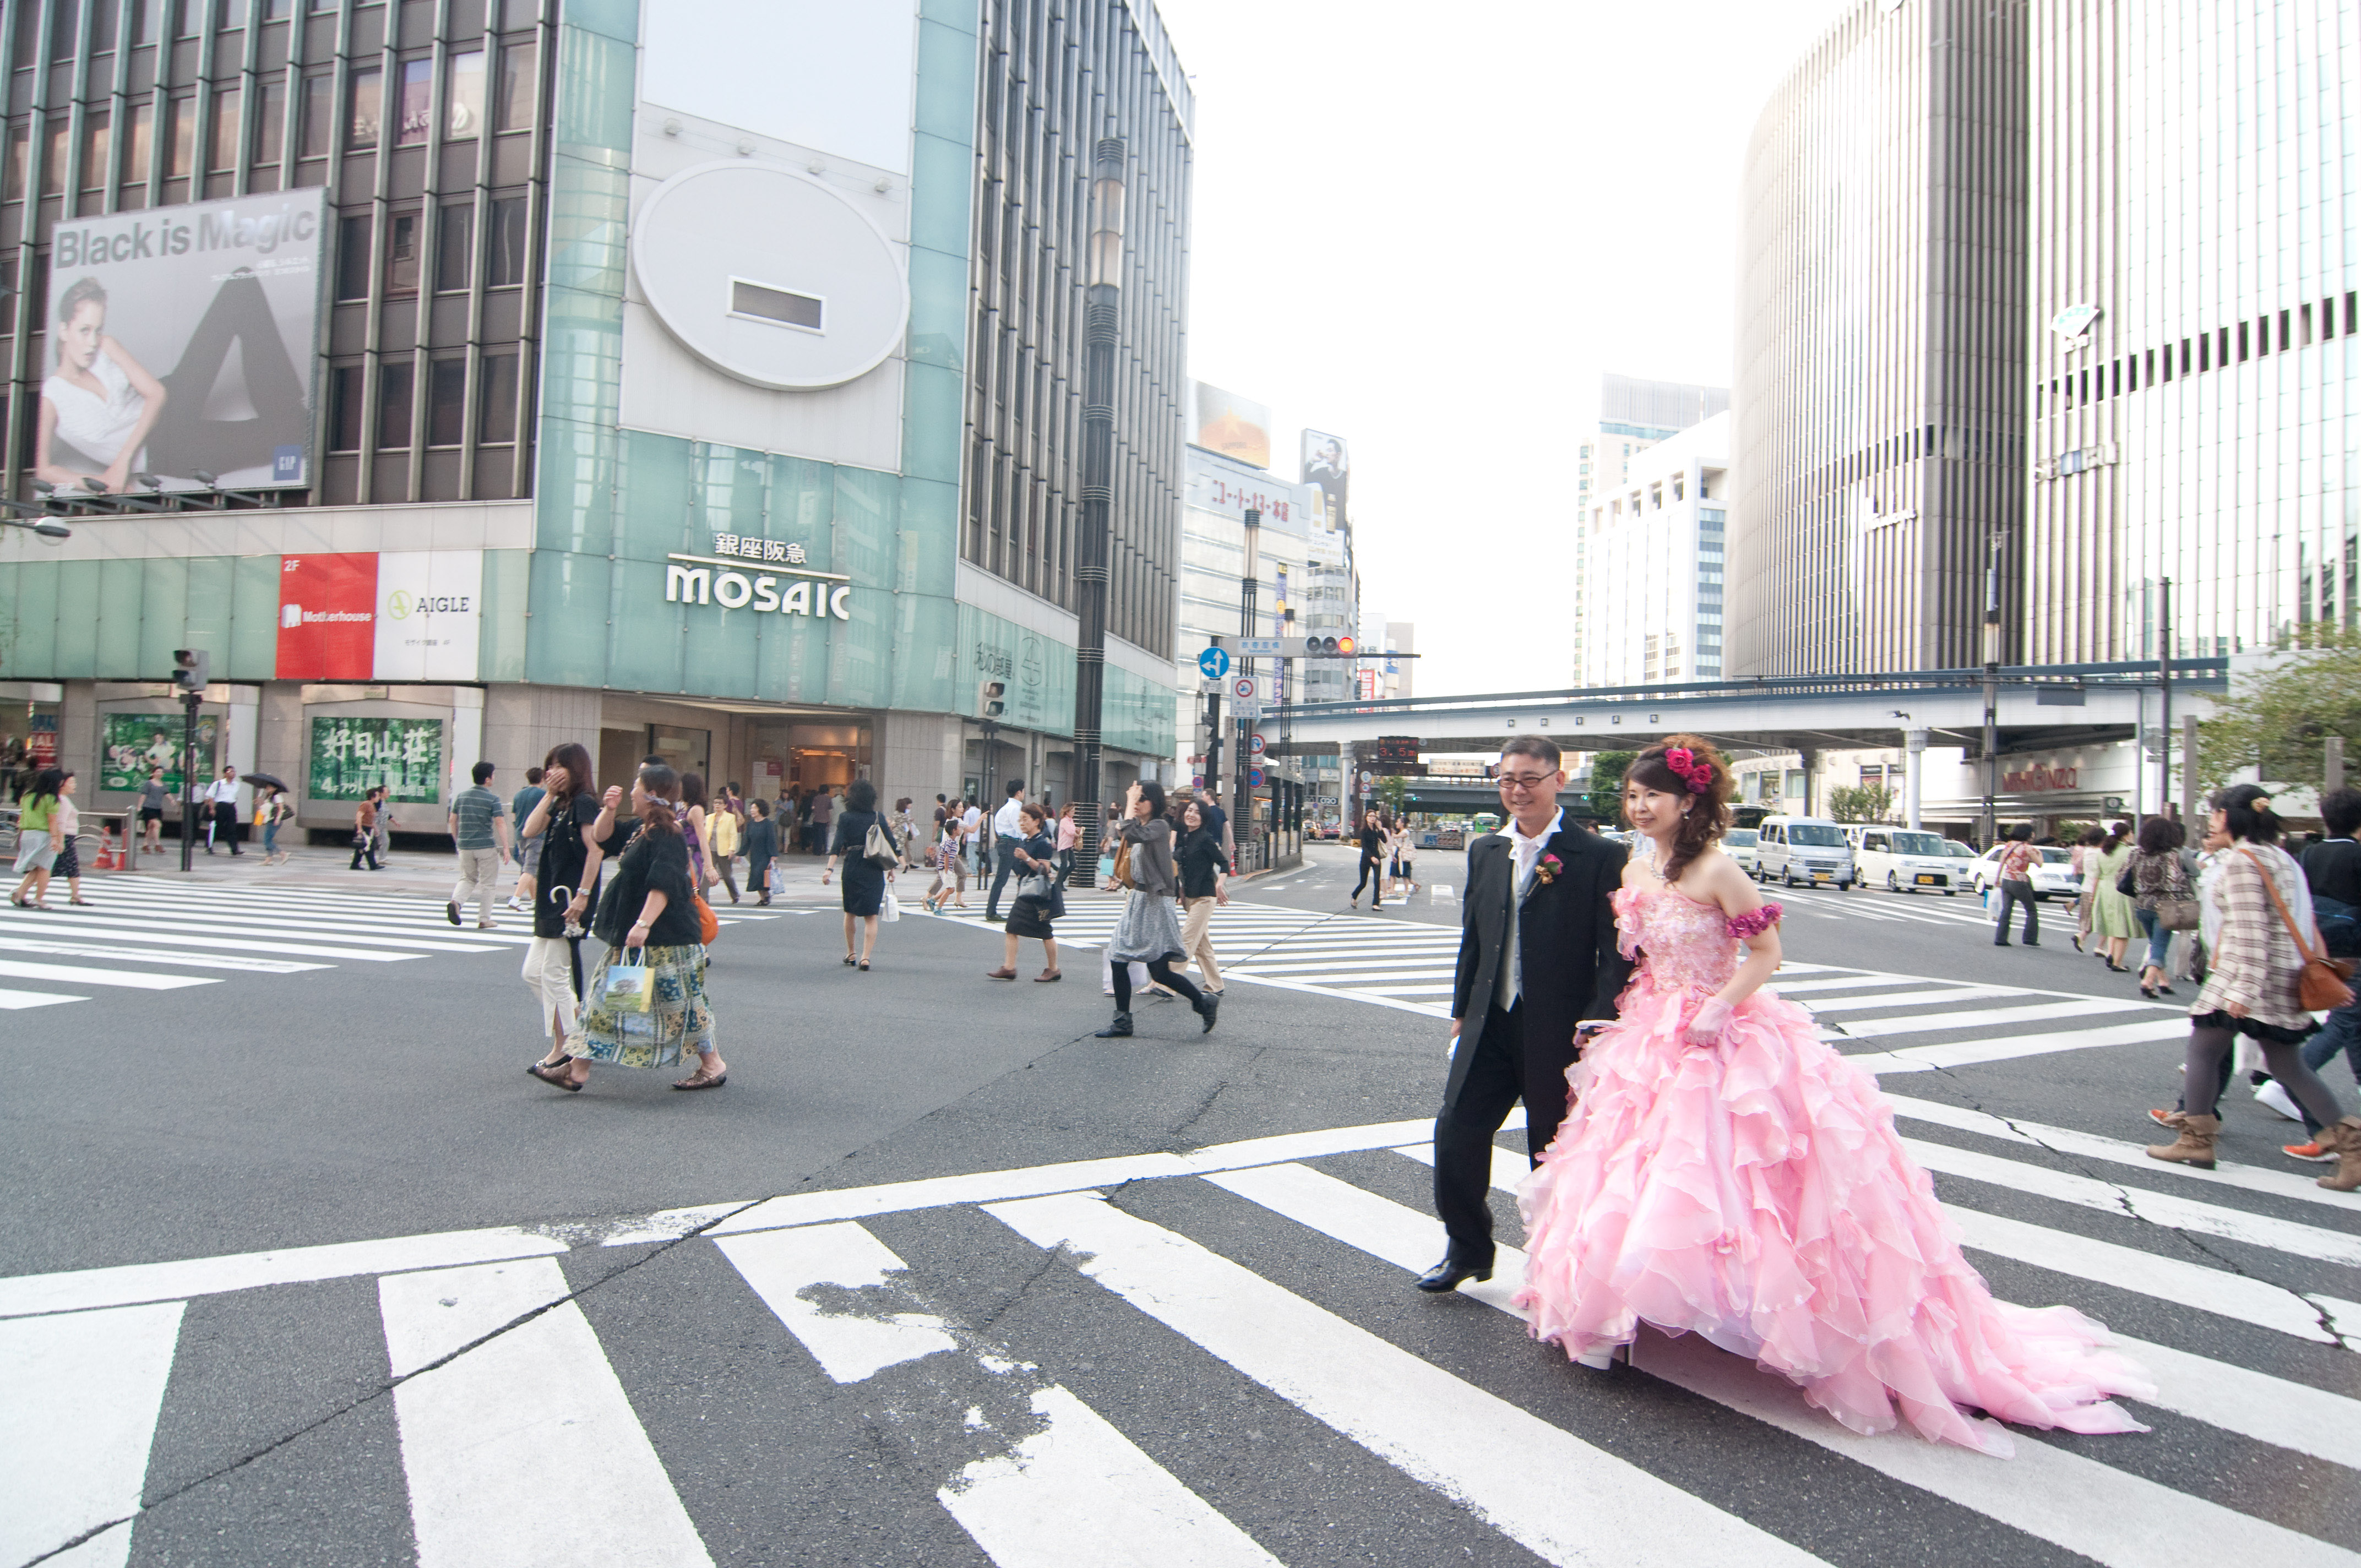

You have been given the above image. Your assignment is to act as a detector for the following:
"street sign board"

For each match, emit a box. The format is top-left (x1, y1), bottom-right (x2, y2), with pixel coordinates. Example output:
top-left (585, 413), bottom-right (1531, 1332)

top-left (1249, 767), bottom-right (1265, 787)
top-left (1234, 700), bottom-right (1263, 720)
top-left (1234, 637), bottom-right (1285, 657)
top-left (1231, 674), bottom-right (1258, 701)
top-left (1197, 646), bottom-right (1231, 680)
top-left (1248, 733), bottom-right (1266, 755)
top-left (1359, 770), bottom-right (1374, 787)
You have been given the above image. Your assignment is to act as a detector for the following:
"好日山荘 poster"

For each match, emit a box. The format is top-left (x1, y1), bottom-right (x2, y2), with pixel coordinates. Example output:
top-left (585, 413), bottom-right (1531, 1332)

top-left (307, 716), bottom-right (444, 802)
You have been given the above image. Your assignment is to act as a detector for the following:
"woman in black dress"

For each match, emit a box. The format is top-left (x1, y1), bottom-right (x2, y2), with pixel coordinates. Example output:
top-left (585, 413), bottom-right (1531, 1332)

top-left (822, 778), bottom-right (897, 970)
top-left (987, 803), bottom-right (1062, 982)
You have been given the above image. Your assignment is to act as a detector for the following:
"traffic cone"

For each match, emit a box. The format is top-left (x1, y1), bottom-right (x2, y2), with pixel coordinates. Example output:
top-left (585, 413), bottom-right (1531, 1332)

top-left (96, 823), bottom-right (121, 870)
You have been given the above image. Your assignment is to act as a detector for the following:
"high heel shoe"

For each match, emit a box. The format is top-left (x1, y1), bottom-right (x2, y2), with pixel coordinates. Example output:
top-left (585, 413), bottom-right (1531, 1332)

top-left (2140, 984), bottom-right (2157, 999)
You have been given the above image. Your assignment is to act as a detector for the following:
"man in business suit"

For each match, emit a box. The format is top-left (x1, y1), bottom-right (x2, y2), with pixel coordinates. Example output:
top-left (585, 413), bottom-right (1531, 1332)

top-left (1418, 734), bottom-right (1631, 1292)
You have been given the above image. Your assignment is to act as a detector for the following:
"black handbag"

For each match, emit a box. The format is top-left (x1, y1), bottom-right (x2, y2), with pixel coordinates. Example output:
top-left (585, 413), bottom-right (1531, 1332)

top-left (2116, 864), bottom-right (2136, 896)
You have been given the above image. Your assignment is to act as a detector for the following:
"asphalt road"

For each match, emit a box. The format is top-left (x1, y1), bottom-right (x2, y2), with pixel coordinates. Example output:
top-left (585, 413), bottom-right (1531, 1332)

top-left (4, 841), bottom-right (2357, 1567)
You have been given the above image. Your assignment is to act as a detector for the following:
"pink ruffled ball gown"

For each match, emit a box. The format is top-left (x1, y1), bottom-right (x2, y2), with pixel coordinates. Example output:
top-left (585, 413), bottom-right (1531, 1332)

top-left (1514, 886), bottom-right (2153, 1456)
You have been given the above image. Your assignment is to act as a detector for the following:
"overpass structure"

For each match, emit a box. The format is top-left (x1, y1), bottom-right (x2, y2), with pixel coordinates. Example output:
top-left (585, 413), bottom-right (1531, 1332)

top-left (1271, 660), bottom-right (2226, 765)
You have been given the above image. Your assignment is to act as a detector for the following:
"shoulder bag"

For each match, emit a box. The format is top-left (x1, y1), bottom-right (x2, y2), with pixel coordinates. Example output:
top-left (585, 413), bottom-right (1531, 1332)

top-left (2239, 847), bottom-right (2355, 1011)
top-left (863, 819), bottom-right (900, 868)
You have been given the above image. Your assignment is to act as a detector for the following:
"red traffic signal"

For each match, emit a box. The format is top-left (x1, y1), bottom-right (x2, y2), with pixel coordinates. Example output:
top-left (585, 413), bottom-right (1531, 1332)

top-left (1336, 635), bottom-right (1356, 656)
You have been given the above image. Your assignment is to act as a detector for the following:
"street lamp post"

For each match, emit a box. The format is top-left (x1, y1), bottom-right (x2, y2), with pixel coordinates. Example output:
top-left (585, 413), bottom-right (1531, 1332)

top-left (1236, 508), bottom-right (1260, 873)
top-left (1979, 529), bottom-right (2005, 847)
top-left (1069, 139), bottom-right (1125, 866)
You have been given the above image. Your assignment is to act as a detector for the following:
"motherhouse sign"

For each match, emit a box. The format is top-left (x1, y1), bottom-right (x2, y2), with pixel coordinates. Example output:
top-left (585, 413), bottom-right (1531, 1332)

top-left (665, 535), bottom-right (853, 619)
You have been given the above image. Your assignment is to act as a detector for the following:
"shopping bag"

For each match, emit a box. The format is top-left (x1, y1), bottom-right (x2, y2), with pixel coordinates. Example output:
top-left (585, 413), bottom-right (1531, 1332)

top-left (603, 948), bottom-right (654, 1013)
top-left (880, 890), bottom-right (901, 923)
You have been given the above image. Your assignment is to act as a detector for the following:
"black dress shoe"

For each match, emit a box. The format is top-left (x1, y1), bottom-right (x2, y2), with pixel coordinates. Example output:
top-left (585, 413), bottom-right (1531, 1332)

top-left (1415, 1254), bottom-right (1494, 1293)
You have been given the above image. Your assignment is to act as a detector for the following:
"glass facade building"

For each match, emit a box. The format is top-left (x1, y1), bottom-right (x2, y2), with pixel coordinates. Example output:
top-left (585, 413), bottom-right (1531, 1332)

top-left (2028, 0), bottom-right (2360, 662)
top-left (0, 0), bottom-right (1188, 824)
top-left (1729, 0), bottom-right (2028, 678)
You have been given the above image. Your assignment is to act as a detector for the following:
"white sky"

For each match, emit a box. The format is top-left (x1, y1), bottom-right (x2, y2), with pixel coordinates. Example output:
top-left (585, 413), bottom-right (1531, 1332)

top-left (1154, 0), bottom-right (1855, 696)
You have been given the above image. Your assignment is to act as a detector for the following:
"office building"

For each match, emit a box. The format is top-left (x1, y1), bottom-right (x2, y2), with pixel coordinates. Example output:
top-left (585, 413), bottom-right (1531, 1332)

top-left (0, 0), bottom-right (1189, 823)
top-left (2026, 0), bottom-right (2360, 662)
top-left (1573, 373), bottom-right (1726, 683)
top-left (1728, 0), bottom-right (2028, 678)
top-left (1576, 411), bottom-right (1731, 687)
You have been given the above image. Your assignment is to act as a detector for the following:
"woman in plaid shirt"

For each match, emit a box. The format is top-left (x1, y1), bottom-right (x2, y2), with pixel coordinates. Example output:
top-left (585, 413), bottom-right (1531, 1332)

top-left (2148, 785), bottom-right (2359, 1191)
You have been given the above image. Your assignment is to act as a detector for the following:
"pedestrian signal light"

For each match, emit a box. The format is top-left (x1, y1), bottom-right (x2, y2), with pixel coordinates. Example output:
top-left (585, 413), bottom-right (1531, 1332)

top-left (171, 648), bottom-right (210, 694)
top-left (977, 677), bottom-right (1007, 718)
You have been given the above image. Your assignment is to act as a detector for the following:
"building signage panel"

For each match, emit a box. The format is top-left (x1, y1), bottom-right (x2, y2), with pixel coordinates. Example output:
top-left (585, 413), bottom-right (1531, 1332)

top-left (663, 552), bottom-right (853, 619)
top-left (1192, 382), bottom-right (1273, 469)
top-left (307, 716), bottom-right (444, 803)
top-left (2001, 763), bottom-right (2080, 792)
top-left (100, 711), bottom-right (217, 793)
top-left (42, 188), bottom-right (326, 494)
top-left (1184, 446), bottom-right (1310, 528)
top-left (373, 551), bottom-right (483, 683)
top-left (277, 553), bottom-right (379, 679)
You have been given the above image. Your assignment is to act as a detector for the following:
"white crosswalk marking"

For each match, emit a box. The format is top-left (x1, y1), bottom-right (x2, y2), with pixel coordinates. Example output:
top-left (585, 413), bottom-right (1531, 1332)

top-left (6, 1096), bottom-right (2357, 1567)
top-left (0, 879), bottom-right (775, 1012)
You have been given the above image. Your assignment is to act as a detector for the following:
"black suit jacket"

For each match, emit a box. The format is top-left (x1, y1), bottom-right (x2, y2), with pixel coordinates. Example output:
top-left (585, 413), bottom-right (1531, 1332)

top-left (1446, 821), bottom-right (1631, 1102)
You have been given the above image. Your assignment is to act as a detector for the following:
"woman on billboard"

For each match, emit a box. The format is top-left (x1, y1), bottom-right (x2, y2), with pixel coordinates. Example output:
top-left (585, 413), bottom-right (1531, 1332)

top-left (35, 278), bottom-right (167, 495)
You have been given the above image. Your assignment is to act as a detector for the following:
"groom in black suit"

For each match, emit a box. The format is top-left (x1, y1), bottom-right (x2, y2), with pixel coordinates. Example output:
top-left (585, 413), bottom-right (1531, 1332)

top-left (1418, 734), bottom-right (1631, 1292)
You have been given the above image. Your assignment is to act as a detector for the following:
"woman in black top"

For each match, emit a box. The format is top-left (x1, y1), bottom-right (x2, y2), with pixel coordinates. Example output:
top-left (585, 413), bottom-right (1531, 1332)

top-left (531, 763), bottom-right (725, 1093)
top-left (1174, 799), bottom-right (1228, 994)
top-left (823, 778), bottom-right (897, 970)
top-left (1099, 780), bottom-right (1215, 1037)
top-left (987, 803), bottom-right (1062, 982)
top-left (743, 798), bottom-right (779, 906)
top-left (520, 743), bottom-right (626, 1073)
top-left (1351, 811), bottom-right (1386, 910)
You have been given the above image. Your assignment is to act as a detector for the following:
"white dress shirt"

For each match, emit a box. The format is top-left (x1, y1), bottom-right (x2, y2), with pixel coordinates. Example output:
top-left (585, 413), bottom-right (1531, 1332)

top-left (1498, 808), bottom-right (1564, 1010)
top-left (993, 796), bottom-right (1026, 837)
top-left (204, 777), bottom-right (242, 807)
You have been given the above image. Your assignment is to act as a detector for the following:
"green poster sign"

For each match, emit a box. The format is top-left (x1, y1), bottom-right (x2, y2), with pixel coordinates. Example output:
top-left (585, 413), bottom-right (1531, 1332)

top-left (101, 712), bottom-right (218, 793)
top-left (308, 717), bottom-right (445, 802)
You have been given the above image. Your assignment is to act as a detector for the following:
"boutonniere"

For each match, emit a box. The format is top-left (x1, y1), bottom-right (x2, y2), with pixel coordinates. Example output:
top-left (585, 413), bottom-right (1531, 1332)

top-left (1535, 852), bottom-right (1564, 885)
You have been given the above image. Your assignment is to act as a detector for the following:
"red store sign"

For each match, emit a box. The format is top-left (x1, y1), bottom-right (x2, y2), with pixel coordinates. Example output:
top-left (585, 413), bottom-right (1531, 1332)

top-left (2001, 763), bottom-right (2080, 792)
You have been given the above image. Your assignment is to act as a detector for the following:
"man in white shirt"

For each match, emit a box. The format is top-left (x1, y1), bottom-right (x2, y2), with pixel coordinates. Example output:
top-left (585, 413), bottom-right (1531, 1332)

top-left (984, 778), bottom-right (1029, 921)
top-left (202, 766), bottom-right (244, 856)
top-left (961, 796), bottom-right (984, 877)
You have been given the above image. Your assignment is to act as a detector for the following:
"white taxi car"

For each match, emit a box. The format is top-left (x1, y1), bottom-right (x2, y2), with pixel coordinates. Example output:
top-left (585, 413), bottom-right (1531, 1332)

top-left (1968, 843), bottom-right (2082, 900)
top-left (1851, 826), bottom-right (1962, 895)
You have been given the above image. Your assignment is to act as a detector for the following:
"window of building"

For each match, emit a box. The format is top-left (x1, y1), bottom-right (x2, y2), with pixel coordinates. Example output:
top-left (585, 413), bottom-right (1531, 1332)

top-left (298, 73), bottom-right (331, 158)
top-left (118, 101), bottom-right (150, 189)
top-left (378, 361), bottom-right (414, 449)
top-left (173, 0), bottom-right (202, 36)
top-left (394, 58), bottom-right (431, 146)
top-left (39, 117), bottom-right (65, 195)
top-left (477, 351), bottom-right (519, 444)
top-left (78, 110), bottom-right (108, 192)
top-left (347, 67), bottom-right (382, 149)
top-left (329, 364), bottom-right (366, 450)
top-left (427, 357), bottom-right (467, 446)
top-left (496, 41), bottom-right (537, 132)
top-left (445, 50), bottom-right (485, 138)
top-left (336, 213), bottom-right (373, 298)
top-left (43, 0), bottom-right (78, 56)
top-left (435, 200), bottom-right (472, 291)
top-left (384, 209), bottom-right (421, 295)
top-left (207, 86), bottom-right (241, 171)
top-left (485, 194), bottom-right (527, 285)
top-left (213, 0), bottom-right (245, 25)
top-left (129, 0), bottom-right (160, 43)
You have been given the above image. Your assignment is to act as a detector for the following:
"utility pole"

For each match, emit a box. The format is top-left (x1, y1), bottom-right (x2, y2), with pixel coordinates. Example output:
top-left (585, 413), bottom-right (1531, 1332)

top-left (1236, 508), bottom-right (1260, 873)
top-left (171, 649), bottom-right (210, 872)
top-left (2180, 713), bottom-right (2199, 825)
top-left (2156, 576), bottom-right (2172, 825)
top-left (1979, 529), bottom-right (2004, 847)
top-left (1068, 139), bottom-right (1125, 865)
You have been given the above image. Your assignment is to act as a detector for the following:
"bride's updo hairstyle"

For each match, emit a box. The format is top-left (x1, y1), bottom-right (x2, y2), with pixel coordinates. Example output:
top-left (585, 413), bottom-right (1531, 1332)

top-left (1625, 733), bottom-right (1733, 885)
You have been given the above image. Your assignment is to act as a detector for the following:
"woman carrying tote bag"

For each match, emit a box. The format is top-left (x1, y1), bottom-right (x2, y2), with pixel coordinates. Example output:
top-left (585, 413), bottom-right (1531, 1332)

top-left (2147, 785), bottom-right (2359, 1190)
top-left (986, 803), bottom-right (1062, 982)
top-left (823, 778), bottom-right (897, 970)
top-left (2129, 815), bottom-right (2197, 999)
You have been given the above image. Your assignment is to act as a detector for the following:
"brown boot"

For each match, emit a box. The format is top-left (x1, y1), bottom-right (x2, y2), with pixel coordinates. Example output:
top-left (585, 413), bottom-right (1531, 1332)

top-left (2146, 1113), bottom-right (2220, 1169)
top-left (2318, 1117), bottom-right (2361, 1193)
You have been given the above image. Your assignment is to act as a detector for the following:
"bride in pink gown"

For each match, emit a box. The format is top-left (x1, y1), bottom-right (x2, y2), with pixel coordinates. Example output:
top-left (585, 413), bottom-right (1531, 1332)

top-left (1514, 737), bottom-right (2152, 1456)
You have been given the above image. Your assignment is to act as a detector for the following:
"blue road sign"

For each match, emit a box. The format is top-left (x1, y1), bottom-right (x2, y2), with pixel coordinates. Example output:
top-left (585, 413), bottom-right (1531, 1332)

top-left (1249, 767), bottom-right (1265, 787)
top-left (1198, 646), bottom-right (1231, 680)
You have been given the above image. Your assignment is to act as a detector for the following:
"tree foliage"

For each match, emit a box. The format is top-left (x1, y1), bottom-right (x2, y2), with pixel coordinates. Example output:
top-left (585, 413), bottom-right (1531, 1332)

top-left (1374, 774), bottom-right (1410, 815)
top-left (1826, 783), bottom-right (1896, 824)
top-left (2194, 628), bottom-right (2361, 794)
top-left (1585, 750), bottom-right (1638, 824)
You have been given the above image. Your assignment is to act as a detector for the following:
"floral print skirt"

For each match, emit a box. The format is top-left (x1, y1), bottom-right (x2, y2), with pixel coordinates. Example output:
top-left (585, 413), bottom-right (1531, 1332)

top-left (568, 942), bottom-right (715, 1069)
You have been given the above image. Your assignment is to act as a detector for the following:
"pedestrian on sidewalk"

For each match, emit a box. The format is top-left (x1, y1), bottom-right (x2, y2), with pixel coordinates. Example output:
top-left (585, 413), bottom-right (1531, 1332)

top-left (823, 778), bottom-right (897, 969)
top-left (681, 773), bottom-right (717, 899)
top-left (446, 761), bottom-right (512, 928)
top-left (523, 743), bottom-right (628, 1074)
top-left (803, 781), bottom-right (833, 858)
top-left (1098, 801), bottom-right (1123, 888)
top-left (744, 798), bottom-right (778, 906)
top-left (2128, 816), bottom-right (2193, 999)
top-left (1350, 810), bottom-right (1386, 910)
top-left (987, 803), bottom-right (1062, 981)
top-left (508, 766), bottom-right (547, 912)
top-left (2146, 784), bottom-right (2359, 1190)
top-left (2068, 824), bottom-right (2106, 951)
top-left (136, 765), bottom-right (168, 854)
top-left (2088, 821), bottom-right (2140, 971)
top-left (203, 765), bottom-right (243, 856)
top-left (2280, 787), bottom-right (2361, 1162)
top-left (1175, 797), bottom-right (1227, 995)
top-left (8, 766), bottom-right (63, 908)
top-left (1097, 780), bottom-right (1216, 1038)
top-left (1990, 823), bottom-right (2039, 946)
top-left (531, 763), bottom-right (726, 1093)
top-left (257, 784), bottom-right (292, 864)
top-left (350, 788), bottom-right (384, 871)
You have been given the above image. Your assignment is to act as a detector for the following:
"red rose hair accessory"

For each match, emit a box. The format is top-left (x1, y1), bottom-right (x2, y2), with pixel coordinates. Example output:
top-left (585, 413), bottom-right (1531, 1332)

top-left (1662, 746), bottom-right (1715, 795)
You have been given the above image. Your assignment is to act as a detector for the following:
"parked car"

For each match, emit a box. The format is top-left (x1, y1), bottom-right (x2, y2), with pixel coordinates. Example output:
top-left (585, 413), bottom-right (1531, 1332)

top-left (1849, 825), bottom-right (1962, 895)
top-left (1723, 826), bottom-right (1760, 875)
top-left (1968, 843), bottom-right (2081, 900)
top-left (1755, 815), bottom-right (1857, 888)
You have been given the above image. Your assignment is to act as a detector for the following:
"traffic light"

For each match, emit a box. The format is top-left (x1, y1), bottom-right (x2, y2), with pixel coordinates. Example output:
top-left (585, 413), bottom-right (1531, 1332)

top-left (977, 677), bottom-right (1007, 719)
top-left (1336, 635), bottom-right (1356, 656)
top-left (171, 648), bottom-right (210, 694)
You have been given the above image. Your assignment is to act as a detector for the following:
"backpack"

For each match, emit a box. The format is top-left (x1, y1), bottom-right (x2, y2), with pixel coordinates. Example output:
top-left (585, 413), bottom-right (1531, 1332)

top-left (863, 819), bottom-right (900, 868)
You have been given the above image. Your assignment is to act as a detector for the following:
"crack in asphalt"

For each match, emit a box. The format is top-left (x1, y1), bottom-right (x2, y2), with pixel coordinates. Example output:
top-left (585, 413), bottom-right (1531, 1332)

top-left (12, 1200), bottom-right (765, 1568)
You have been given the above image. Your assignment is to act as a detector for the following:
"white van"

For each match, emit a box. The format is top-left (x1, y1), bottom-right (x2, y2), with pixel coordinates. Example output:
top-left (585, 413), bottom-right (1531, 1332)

top-left (1755, 816), bottom-right (1856, 889)
top-left (1849, 825), bottom-right (1962, 895)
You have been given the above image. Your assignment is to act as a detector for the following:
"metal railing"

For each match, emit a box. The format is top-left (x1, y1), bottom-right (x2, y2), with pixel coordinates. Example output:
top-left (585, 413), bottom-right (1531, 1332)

top-left (0, 808), bottom-right (143, 873)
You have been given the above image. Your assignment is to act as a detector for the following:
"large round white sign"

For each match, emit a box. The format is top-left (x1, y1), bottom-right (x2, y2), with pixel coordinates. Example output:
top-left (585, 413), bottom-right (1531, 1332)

top-left (631, 161), bottom-right (908, 391)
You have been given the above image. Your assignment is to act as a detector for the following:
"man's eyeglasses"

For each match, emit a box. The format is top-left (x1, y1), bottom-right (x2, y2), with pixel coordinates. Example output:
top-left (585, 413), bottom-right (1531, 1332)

top-left (1497, 773), bottom-right (1557, 793)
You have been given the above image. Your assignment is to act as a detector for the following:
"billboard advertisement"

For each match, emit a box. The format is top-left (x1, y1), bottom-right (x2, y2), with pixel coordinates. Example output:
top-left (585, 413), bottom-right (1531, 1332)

top-left (1301, 429), bottom-right (1349, 520)
top-left (1183, 446), bottom-right (1311, 529)
top-left (307, 716), bottom-right (445, 803)
top-left (275, 551), bottom-right (483, 681)
top-left (39, 189), bottom-right (325, 496)
top-left (1192, 382), bottom-right (1272, 470)
top-left (100, 711), bottom-right (217, 793)
top-left (278, 553), bottom-right (379, 679)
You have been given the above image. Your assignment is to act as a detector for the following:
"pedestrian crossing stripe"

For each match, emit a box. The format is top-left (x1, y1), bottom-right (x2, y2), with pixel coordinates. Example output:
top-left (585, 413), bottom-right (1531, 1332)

top-left (0, 880), bottom-right (777, 1010)
top-left (4, 1099), bottom-right (2355, 1568)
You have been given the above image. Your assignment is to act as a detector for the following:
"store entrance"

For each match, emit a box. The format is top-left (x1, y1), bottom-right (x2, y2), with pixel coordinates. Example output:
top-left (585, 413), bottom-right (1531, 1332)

top-left (748, 720), bottom-right (869, 809)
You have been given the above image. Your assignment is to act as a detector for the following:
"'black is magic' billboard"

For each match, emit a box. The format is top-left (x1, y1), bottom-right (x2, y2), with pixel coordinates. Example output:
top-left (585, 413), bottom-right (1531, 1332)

top-left (38, 188), bottom-right (325, 496)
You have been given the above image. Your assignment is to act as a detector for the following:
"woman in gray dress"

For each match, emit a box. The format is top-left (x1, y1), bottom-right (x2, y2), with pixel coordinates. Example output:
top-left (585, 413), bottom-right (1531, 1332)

top-left (823, 778), bottom-right (897, 971)
top-left (1098, 780), bottom-right (1216, 1038)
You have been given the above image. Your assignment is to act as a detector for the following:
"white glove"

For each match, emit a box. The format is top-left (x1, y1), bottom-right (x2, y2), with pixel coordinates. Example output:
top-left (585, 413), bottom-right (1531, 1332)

top-left (1684, 998), bottom-right (1734, 1049)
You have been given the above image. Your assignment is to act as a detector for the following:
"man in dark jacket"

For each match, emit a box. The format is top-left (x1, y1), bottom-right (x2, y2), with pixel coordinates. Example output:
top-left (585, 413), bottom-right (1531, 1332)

top-left (1419, 734), bottom-right (1630, 1293)
top-left (2291, 787), bottom-right (2361, 1158)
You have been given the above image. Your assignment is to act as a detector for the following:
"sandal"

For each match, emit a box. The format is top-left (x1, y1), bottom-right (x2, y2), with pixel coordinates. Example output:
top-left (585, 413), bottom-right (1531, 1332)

top-left (528, 1060), bottom-right (583, 1092)
top-left (859, 959), bottom-right (871, 971)
top-left (843, 954), bottom-right (858, 966)
top-left (671, 1069), bottom-right (727, 1091)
